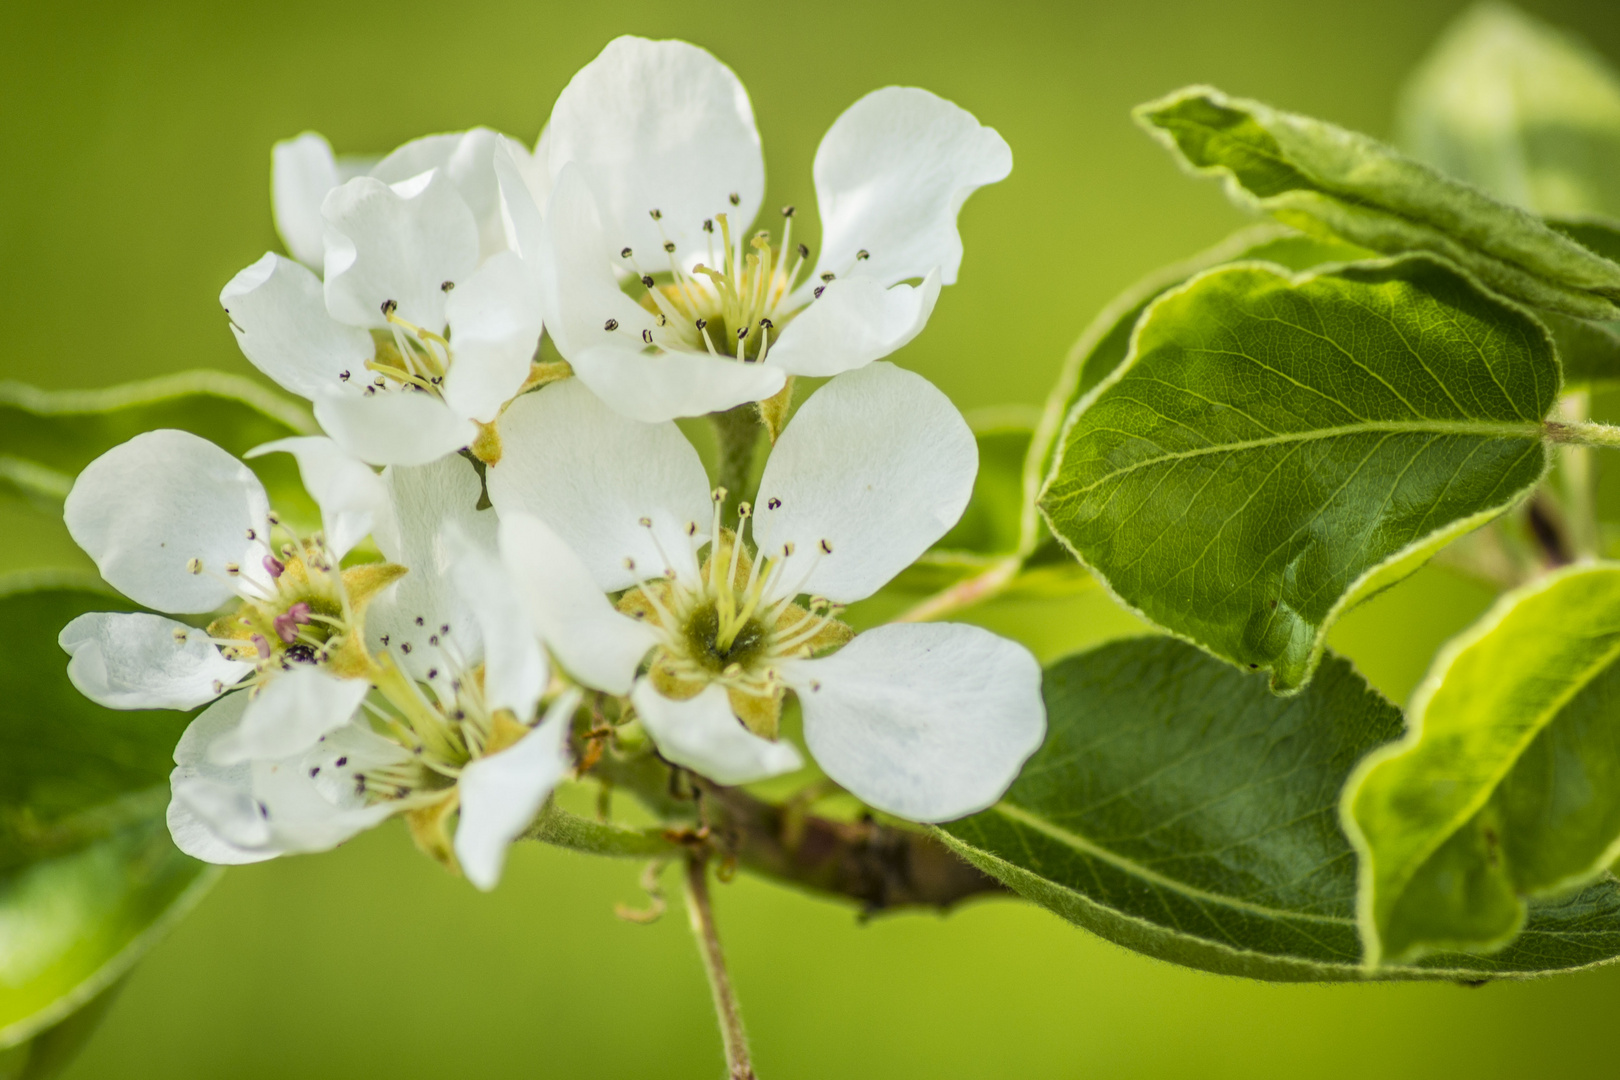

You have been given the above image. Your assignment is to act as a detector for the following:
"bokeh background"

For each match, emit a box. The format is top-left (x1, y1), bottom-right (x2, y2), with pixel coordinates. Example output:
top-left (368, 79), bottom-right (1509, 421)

top-left (4, 0), bottom-right (1619, 1076)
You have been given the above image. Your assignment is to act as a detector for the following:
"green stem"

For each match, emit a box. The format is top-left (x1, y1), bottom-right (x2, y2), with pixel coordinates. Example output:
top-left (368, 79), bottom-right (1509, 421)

top-left (710, 405), bottom-right (762, 516)
top-left (1544, 419), bottom-right (1620, 450)
top-left (522, 803), bottom-right (677, 858)
top-left (893, 555), bottom-right (1022, 623)
top-left (1557, 393), bottom-right (1599, 559)
top-left (684, 853), bottom-right (756, 1080)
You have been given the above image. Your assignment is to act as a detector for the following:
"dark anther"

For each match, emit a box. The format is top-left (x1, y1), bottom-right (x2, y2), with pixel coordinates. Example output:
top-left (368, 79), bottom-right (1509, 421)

top-left (695, 318), bottom-right (708, 330)
top-left (767, 497), bottom-right (782, 510)
top-left (428, 634), bottom-right (439, 646)
top-left (649, 208), bottom-right (663, 220)
top-left (621, 246), bottom-right (633, 259)
top-left (440, 280), bottom-right (455, 291)
top-left (813, 286), bottom-right (825, 299)
top-left (604, 318), bottom-right (619, 332)
top-left (820, 272), bottom-right (836, 282)
top-left (796, 243), bottom-right (809, 259)
top-left (258, 801), bottom-right (269, 819)
top-left (309, 766), bottom-right (320, 777)
top-left (381, 299), bottom-right (398, 316)
top-left (415, 616), bottom-right (425, 626)
top-left (782, 205), bottom-right (796, 217)
top-left (736, 326), bottom-right (748, 340)
top-left (819, 539), bottom-right (833, 554)
top-left (336, 756), bottom-right (349, 767)
top-left (728, 192), bottom-right (741, 206)
top-left (641, 274), bottom-right (655, 288)
top-left (380, 634), bottom-right (390, 646)
top-left (427, 668), bottom-right (439, 679)
top-left (856, 249), bottom-right (869, 260)
top-left (339, 370), bottom-right (350, 382)
top-left (703, 219), bottom-right (714, 233)
top-left (663, 241), bottom-right (676, 253)
top-left (440, 624), bottom-right (450, 634)
top-left (642, 329), bottom-right (654, 344)
top-left (401, 642), bottom-right (413, 654)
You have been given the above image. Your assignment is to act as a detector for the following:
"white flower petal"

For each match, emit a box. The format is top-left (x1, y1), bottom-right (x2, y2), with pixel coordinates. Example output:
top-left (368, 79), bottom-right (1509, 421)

top-left (322, 171), bottom-right (480, 331)
top-left (570, 343), bottom-right (786, 423)
top-left (752, 363), bottom-right (976, 603)
top-left (367, 455), bottom-right (496, 679)
top-left (272, 132), bottom-right (340, 269)
top-left (248, 750), bottom-right (398, 854)
top-left (208, 666), bottom-right (368, 765)
top-left (173, 774), bottom-right (272, 850)
top-left (535, 166), bottom-right (655, 359)
top-left (169, 694), bottom-right (276, 862)
top-left (814, 87), bottom-right (1011, 287)
top-left (765, 271), bottom-right (941, 378)
top-left (64, 431), bottom-right (271, 614)
top-left (495, 136), bottom-right (547, 263)
top-left (487, 379), bottom-right (710, 591)
top-left (247, 436), bottom-right (386, 559)
top-left (60, 611), bottom-right (249, 711)
top-left (312, 389), bottom-right (478, 467)
top-left (167, 790), bottom-right (274, 865)
top-left (498, 512), bottom-right (657, 695)
top-left (371, 128), bottom-right (508, 260)
top-left (455, 689), bottom-right (579, 891)
top-left (445, 522), bottom-right (548, 718)
top-left (545, 36), bottom-right (763, 269)
top-left (786, 623), bottom-right (1044, 822)
top-left (441, 251), bottom-right (542, 423)
top-left (220, 253), bottom-right (374, 401)
top-left (631, 681), bottom-right (802, 786)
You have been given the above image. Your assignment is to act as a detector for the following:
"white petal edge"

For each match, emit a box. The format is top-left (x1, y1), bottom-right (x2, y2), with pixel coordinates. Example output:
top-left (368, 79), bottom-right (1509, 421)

top-left (208, 666), bottom-right (368, 765)
top-left (498, 512), bottom-right (657, 695)
top-left (535, 165), bottom-right (655, 359)
top-left (445, 522), bottom-right (548, 718)
top-left (545, 36), bottom-right (764, 270)
top-left (752, 363), bottom-right (976, 603)
top-left (60, 611), bottom-right (249, 711)
top-left (813, 87), bottom-right (1012, 287)
top-left (631, 680), bottom-right (803, 786)
top-left (441, 251), bottom-right (543, 423)
top-left (221, 253), bottom-right (373, 401)
top-left (247, 436), bottom-right (386, 559)
top-left (766, 271), bottom-right (941, 378)
top-left (169, 693), bottom-right (276, 863)
top-left (785, 622), bottom-right (1045, 822)
top-left (370, 128), bottom-right (508, 260)
top-left (455, 689), bottom-right (580, 891)
top-left (487, 379), bottom-right (711, 591)
top-left (272, 132), bottom-right (340, 269)
top-left (569, 343), bottom-right (786, 423)
top-left (321, 171), bottom-right (480, 331)
top-left (312, 389), bottom-right (478, 467)
top-left (64, 430), bottom-right (272, 614)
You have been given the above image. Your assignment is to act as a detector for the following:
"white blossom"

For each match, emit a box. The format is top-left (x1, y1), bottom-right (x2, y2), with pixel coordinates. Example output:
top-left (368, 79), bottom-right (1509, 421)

top-left (487, 362), bottom-right (1045, 820)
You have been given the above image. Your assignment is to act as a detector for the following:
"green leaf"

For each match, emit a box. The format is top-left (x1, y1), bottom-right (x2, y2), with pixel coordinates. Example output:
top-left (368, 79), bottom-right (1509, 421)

top-left (0, 572), bottom-right (216, 1048)
top-left (0, 977), bottom-right (127, 1080)
top-left (1024, 225), bottom-right (1377, 509)
top-left (1397, 3), bottom-right (1620, 220)
top-left (1040, 255), bottom-right (1556, 693)
top-left (0, 371), bottom-right (317, 526)
top-left (1136, 85), bottom-right (1620, 320)
top-left (938, 636), bottom-right (1620, 982)
top-left (1342, 562), bottom-right (1620, 966)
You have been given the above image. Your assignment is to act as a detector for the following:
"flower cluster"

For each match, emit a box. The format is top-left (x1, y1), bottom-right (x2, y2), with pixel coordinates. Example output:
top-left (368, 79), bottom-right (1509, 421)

top-left (59, 36), bottom-right (1044, 889)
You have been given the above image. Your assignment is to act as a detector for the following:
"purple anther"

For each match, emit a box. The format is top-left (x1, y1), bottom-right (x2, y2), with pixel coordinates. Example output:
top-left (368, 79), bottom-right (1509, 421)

top-left (273, 602), bottom-right (311, 644)
top-left (263, 554), bottom-right (286, 579)
top-left (251, 633), bottom-right (272, 660)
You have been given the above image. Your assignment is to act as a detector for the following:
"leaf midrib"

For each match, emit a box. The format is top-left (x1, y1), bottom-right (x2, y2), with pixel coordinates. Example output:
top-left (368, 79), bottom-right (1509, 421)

top-left (992, 801), bottom-right (1356, 927)
top-left (1056, 418), bottom-right (1543, 499)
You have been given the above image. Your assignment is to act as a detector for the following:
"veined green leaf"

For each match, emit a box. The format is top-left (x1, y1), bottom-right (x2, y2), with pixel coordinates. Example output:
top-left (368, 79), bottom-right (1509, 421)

top-left (1040, 255), bottom-right (1556, 693)
top-left (0, 572), bottom-right (216, 1048)
top-left (1022, 225), bottom-right (1376, 540)
top-left (1343, 562), bottom-right (1620, 966)
top-left (1397, 2), bottom-right (1620, 220)
top-left (939, 637), bottom-right (1620, 982)
top-left (1136, 85), bottom-right (1620, 320)
top-left (1539, 219), bottom-right (1620, 384)
top-left (0, 371), bottom-right (317, 526)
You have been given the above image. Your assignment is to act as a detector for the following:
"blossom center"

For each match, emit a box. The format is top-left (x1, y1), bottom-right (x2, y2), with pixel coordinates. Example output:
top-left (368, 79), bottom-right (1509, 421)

top-left (353, 294), bottom-right (458, 399)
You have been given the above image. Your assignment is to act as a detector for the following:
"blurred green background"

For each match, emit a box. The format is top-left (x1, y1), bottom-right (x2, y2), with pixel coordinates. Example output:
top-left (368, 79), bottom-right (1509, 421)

top-left (4, 0), bottom-right (1620, 1076)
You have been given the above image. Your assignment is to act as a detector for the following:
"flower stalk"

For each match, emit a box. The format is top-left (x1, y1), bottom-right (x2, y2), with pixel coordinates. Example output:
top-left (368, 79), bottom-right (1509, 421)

top-left (685, 852), bottom-right (756, 1080)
